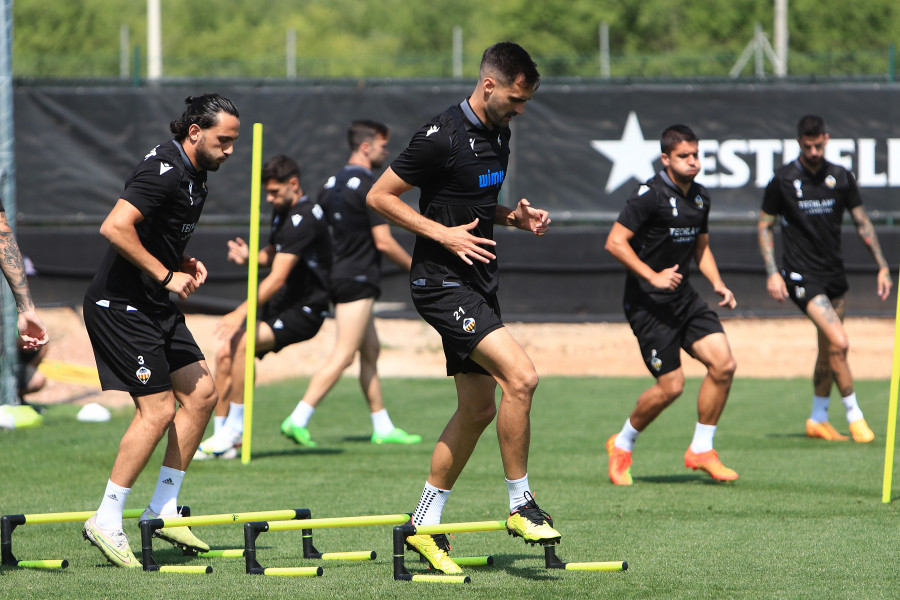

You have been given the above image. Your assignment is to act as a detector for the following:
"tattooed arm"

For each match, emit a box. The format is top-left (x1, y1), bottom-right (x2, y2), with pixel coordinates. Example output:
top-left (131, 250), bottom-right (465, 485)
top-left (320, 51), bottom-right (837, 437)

top-left (0, 211), bottom-right (48, 348)
top-left (850, 205), bottom-right (892, 301)
top-left (758, 210), bottom-right (787, 301)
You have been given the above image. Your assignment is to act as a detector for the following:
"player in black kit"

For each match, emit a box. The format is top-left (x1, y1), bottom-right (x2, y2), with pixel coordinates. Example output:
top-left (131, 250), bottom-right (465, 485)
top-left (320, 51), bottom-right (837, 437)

top-left (605, 124), bottom-right (739, 486)
top-left (81, 94), bottom-right (239, 567)
top-left (280, 120), bottom-right (420, 448)
top-left (758, 114), bottom-right (891, 443)
top-left (195, 155), bottom-right (332, 459)
top-left (367, 42), bottom-right (560, 575)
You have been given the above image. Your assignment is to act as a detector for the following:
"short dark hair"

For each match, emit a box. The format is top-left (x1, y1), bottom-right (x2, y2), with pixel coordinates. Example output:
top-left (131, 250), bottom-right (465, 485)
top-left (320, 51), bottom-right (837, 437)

top-left (660, 124), bottom-right (699, 154)
top-left (480, 42), bottom-right (540, 88)
top-left (797, 114), bottom-right (826, 138)
top-left (261, 155), bottom-right (300, 184)
top-left (348, 119), bottom-right (389, 151)
top-left (169, 93), bottom-right (239, 142)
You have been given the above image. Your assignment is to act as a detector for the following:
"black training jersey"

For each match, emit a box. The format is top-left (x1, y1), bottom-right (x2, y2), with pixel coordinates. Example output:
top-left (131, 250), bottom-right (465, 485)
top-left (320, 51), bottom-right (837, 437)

top-left (616, 170), bottom-right (711, 305)
top-left (86, 140), bottom-right (208, 313)
top-left (265, 196), bottom-right (332, 313)
top-left (390, 100), bottom-right (510, 296)
top-left (318, 164), bottom-right (388, 287)
top-left (761, 159), bottom-right (862, 280)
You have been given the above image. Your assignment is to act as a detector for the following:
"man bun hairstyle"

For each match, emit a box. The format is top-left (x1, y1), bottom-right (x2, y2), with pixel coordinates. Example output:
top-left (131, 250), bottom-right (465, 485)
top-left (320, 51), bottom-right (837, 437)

top-left (170, 93), bottom-right (239, 142)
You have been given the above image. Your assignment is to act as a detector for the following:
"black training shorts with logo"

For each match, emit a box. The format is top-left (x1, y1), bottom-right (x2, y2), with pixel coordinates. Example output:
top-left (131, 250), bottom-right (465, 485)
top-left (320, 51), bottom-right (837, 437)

top-left (411, 281), bottom-right (504, 376)
top-left (625, 291), bottom-right (724, 377)
top-left (258, 301), bottom-right (328, 357)
top-left (83, 298), bottom-right (204, 395)
top-left (780, 269), bottom-right (849, 313)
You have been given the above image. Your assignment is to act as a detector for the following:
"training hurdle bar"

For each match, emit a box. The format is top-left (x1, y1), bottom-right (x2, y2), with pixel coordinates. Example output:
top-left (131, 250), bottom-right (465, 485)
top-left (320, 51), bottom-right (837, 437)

top-left (392, 521), bottom-right (628, 583)
top-left (1, 506), bottom-right (189, 570)
top-left (243, 513), bottom-right (413, 576)
top-left (138, 508), bottom-right (308, 573)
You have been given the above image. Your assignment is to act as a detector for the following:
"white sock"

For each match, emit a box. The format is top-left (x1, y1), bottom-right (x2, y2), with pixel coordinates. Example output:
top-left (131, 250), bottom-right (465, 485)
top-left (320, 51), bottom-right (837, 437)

top-left (689, 423), bottom-right (717, 454)
top-left (371, 409), bottom-right (395, 436)
top-left (841, 392), bottom-right (864, 423)
top-left (506, 474), bottom-right (530, 512)
top-left (411, 482), bottom-right (451, 526)
top-left (224, 402), bottom-right (244, 435)
top-left (213, 415), bottom-right (226, 436)
top-left (614, 419), bottom-right (640, 451)
top-left (810, 395), bottom-right (830, 423)
top-left (147, 466), bottom-right (185, 517)
top-left (289, 401), bottom-right (315, 427)
top-left (95, 479), bottom-right (131, 530)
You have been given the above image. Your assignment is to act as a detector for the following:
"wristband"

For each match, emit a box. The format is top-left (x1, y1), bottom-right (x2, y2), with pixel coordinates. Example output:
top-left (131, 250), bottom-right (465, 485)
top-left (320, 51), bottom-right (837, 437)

top-left (160, 270), bottom-right (174, 287)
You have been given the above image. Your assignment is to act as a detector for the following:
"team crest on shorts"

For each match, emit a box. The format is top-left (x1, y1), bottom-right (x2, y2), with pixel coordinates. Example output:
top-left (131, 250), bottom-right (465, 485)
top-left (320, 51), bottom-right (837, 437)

top-left (795, 286), bottom-right (806, 300)
top-left (136, 366), bottom-right (152, 385)
top-left (462, 317), bottom-right (476, 333)
top-left (650, 349), bottom-right (662, 373)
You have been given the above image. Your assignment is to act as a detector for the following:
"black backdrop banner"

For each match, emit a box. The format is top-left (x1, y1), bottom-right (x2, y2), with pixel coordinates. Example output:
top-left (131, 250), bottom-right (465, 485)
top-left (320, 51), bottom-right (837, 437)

top-left (13, 82), bottom-right (900, 223)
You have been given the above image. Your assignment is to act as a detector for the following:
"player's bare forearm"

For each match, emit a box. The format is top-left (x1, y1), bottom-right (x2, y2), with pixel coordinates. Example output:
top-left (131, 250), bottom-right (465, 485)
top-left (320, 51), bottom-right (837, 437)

top-left (0, 219), bottom-right (35, 312)
top-left (851, 205), bottom-right (889, 271)
top-left (757, 212), bottom-right (779, 277)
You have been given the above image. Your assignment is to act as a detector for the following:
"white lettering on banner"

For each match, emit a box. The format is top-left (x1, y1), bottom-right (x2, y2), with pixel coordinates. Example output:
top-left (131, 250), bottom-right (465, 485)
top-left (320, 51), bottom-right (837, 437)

top-left (591, 112), bottom-right (900, 193)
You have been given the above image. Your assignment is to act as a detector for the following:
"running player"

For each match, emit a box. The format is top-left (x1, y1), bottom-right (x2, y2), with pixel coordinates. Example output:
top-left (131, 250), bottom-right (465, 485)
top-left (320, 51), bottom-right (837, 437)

top-left (196, 154), bottom-right (332, 459)
top-left (605, 124), bottom-right (739, 486)
top-left (758, 114), bottom-right (891, 442)
top-left (280, 120), bottom-right (420, 448)
top-left (367, 42), bottom-right (560, 575)
top-left (81, 94), bottom-right (239, 567)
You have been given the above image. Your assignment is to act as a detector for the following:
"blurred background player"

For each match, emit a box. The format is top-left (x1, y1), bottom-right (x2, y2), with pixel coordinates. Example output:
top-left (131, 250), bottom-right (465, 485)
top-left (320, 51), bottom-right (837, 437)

top-left (605, 124), bottom-right (739, 486)
top-left (368, 42), bottom-right (560, 575)
top-left (758, 114), bottom-right (891, 443)
top-left (81, 94), bottom-right (239, 567)
top-left (196, 154), bottom-right (332, 458)
top-left (0, 199), bottom-right (48, 428)
top-left (279, 119), bottom-right (420, 447)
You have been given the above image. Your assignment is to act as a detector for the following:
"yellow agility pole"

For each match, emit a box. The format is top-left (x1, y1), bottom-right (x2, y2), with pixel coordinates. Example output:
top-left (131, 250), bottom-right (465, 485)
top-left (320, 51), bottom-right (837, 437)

top-left (882, 265), bottom-right (900, 503)
top-left (242, 122), bottom-right (263, 465)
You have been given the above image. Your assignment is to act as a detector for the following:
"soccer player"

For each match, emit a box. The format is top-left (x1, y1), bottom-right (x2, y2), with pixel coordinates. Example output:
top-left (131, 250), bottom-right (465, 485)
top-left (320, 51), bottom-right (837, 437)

top-left (758, 114), bottom-right (891, 442)
top-left (196, 155), bottom-right (332, 459)
top-left (81, 94), bottom-right (239, 567)
top-left (0, 198), bottom-right (48, 351)
top-left (367, 42), bottom-right (560, 575)
top-left (605, 124), bottom-right (739, 486)
top-left (279, 120), bottom-right (420, 448)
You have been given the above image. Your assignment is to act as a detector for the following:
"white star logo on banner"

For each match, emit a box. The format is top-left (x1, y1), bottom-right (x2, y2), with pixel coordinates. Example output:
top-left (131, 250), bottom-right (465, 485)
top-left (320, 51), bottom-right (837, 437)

top-left (590, 111), bottom-right (661, 193)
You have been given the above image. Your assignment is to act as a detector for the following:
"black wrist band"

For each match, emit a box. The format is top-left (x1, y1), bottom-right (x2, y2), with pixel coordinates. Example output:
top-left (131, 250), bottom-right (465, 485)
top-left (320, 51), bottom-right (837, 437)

top-left (160, 270), bottom-right (174, 287)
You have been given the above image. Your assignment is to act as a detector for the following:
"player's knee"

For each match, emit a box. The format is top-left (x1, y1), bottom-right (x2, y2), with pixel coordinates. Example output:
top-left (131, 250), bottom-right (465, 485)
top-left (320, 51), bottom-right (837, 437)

top-left (658, 377), bottom-right (684, 402)
top-left (710, 355), bottom-right (737, 384)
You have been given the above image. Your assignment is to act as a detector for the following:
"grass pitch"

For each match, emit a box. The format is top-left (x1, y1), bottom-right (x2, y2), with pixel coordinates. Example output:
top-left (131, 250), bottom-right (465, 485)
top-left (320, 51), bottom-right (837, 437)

top-left (0, 376), bottom-right (897, 599)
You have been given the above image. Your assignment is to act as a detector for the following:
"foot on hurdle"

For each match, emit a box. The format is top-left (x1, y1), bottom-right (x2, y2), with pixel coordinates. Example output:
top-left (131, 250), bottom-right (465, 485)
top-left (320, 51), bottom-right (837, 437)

top-left (506, 491), bottom-right (561, 546)
top-left (140, 509), bottom-right (210, 553)
top-left (82, 514), bottom-right (141, 568)
top-left (405, 533), bottom-right (462, 574)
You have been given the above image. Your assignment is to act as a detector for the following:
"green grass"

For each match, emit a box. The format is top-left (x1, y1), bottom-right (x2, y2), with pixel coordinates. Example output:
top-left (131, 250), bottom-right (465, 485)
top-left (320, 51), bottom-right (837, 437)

top-left (1, 376), bottom-right (897, 599)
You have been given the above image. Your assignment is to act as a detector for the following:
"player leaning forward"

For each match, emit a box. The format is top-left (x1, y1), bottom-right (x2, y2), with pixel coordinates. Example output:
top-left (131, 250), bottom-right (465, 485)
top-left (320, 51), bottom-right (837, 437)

top-left (81, 94), bottom-right (240, 567)
top-left (605, 124), bottom-right (739, 486)
top-left (367, 42), bottom-right (560, 574)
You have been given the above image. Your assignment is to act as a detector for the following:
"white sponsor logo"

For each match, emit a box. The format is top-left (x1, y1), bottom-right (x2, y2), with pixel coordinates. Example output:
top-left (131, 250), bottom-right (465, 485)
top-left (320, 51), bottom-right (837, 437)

top-left (592, 111), bottom-right (900, 193)
top-left (347, 177), bottom-right (361, 190)
top-left (426, 125), bottom-right (439, 137)
top-left (292, 213), bottom-right (302, 226)
top-left (159, 162), bottom-right (173, 175)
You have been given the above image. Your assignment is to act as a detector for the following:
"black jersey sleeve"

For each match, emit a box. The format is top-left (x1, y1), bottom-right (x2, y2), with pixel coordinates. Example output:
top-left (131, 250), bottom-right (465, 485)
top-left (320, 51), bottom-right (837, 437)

top-left (616, 185), bottom-right (657, 233)
top-left (389, 119), bottom-right (453, 188)
top-left (761, 175), bottom-right (783, 215)
top-left (120, 155), bottom-right (182, 216)
top-left (844, 170), bottom-right (863, 210)
top-left (277, 203), bottom-right (327, 257)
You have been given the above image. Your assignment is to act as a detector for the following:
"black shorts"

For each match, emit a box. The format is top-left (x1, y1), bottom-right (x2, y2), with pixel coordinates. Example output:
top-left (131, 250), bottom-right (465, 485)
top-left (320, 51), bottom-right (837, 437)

top-left (781, 270), bottom-right (848, 313)
top-left (330, 279), bottom-right (380, 304)
top-left (411, 282), bottom-right (504, 376)
top-left (625, 292), bottom-right (724, 377)
top-left (259, 302), bottom-right (327, 357)
top-left (83, 299), bottom-right (204, 396)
